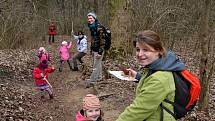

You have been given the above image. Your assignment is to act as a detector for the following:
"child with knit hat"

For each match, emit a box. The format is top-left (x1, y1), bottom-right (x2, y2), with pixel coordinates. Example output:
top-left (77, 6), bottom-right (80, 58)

top-left (76, 94), bottom-right (104, 121)
top-left (37, 47), bottom-right (51, 65)
top-left (58, 40), bottom-right (72, 72)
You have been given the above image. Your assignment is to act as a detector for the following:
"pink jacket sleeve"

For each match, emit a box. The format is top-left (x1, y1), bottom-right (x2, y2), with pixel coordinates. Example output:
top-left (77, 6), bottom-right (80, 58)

top-left (67, 42), bottom-right (72, 49)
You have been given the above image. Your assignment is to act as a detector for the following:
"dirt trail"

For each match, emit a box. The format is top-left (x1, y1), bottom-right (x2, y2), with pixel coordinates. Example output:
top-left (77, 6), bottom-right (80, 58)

top-left (32, 36), bottom-right (121, 121)
top-left (29, 35), bottom-right (215, 121)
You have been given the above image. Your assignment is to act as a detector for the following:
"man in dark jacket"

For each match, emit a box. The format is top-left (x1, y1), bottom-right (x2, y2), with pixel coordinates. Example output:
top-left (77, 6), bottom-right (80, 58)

top-left (86, 12), bottom-right (105, 88)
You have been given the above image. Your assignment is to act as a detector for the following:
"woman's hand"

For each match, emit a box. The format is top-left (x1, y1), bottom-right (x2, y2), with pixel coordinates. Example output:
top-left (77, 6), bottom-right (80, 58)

top-left (127, 69), bottom-right (137, 78)
top-left (118, 66), bottom-right (137, 77)
top-left (119, 67), bottom-right (129, 75)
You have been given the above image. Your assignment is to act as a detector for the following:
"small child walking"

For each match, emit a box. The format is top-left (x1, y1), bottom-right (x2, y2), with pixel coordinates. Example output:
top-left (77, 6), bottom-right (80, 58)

top-left (33, 61), bottom-right (55, 99)
top-left (37, 47), bottom-right (51, 64)
top-left (76, 94), bottom-right (104, 121)
top-left (48, 22), bottom-right (56, 44)
top-left (59, 41), bottom-right (72, 72)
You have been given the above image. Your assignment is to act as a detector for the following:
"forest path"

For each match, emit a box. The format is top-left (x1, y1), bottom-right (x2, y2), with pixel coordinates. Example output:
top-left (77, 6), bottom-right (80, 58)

top-left (32, 35), bottom-right (120, 121)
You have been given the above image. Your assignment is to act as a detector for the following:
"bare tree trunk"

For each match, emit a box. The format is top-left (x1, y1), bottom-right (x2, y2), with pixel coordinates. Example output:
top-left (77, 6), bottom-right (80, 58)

top-left (61, 0), bottom-right (66, 34)
top-left (94, 0), bottom-right (98, 13)
top-left (198, 0), bottom-right (210, 111)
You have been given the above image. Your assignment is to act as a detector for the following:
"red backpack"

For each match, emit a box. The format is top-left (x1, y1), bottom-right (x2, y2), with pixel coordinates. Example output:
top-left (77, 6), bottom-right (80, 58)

top-left (160, 70), bottom-right (201, 120)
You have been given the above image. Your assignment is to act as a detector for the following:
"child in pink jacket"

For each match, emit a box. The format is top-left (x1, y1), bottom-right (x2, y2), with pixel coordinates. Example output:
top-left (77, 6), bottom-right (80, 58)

top-left (59, 41), bottom-right (72, 72)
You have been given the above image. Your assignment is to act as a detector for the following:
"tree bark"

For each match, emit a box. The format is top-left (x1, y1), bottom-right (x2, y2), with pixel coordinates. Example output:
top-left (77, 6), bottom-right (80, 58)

top-left (198, 0), bottom-right (210, 111)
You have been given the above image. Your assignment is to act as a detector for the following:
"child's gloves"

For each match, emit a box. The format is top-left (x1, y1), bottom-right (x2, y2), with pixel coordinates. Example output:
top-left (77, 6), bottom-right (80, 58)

top-left (42, 77), bottom-right (47, 81)
top-left (42, 75), bottom-right (47, 80)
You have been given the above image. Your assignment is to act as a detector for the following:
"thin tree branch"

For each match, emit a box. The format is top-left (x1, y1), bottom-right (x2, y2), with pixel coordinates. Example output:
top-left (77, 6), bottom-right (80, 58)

top-left (28, 0), bottom-right (37, 14)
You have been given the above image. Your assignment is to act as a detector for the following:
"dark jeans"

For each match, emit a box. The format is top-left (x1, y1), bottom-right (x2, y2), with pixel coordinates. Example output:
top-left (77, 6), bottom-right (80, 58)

top-left (72, 52), bottom-right (86, 68)
top-left (49, 35), bottom-right (55, 43)
top-left (59, 60), bottom-right (72, 71)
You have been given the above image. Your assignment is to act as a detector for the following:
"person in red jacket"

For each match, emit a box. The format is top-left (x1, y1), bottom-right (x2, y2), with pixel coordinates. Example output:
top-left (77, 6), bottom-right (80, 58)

top-left (48, 22), bottom-right (56, 44)
top-left (33, 61), bottom-right (55, 99)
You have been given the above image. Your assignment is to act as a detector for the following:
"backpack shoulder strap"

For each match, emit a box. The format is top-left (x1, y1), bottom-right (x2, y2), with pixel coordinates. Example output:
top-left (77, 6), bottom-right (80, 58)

top-left (160, 102), bottom-right (177, 119)
top-left (145, 69), bottom-right (157, 77)
top-left (97, 25), bottom-right (105, 33)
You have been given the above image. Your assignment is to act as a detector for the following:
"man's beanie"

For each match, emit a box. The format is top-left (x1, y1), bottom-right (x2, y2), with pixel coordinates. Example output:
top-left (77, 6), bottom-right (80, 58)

top-left (87, 12), bottom-right (97, 19)
top-left (83, 94), bottom-right (101, 110)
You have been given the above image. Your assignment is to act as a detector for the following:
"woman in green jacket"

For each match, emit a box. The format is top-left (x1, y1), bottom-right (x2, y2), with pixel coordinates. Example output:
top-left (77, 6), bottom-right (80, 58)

top-left (116, 30), bottom-right (185, 121)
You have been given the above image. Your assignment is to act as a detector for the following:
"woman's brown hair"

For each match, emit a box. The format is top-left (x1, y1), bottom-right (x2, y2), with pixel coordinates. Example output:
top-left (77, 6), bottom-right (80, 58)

top-left (133, 30), bottom-right (166, 57)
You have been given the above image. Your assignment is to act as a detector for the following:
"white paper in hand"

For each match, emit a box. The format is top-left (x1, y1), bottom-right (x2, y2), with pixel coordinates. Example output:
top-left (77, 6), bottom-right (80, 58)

top-left (108, 70), bottom-right (136, 81)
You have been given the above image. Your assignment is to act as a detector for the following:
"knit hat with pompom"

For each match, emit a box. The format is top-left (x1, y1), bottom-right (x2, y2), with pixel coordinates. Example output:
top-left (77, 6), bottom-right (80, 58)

top-left (83, 94), bottom-right (101, 110)
top-left (39, 47), bottom-right (46, 52)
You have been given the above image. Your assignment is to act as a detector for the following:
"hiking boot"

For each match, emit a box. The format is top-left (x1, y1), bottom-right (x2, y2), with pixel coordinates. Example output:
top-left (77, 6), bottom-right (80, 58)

top-left (97, 76), bottom-right (103, 82)
top-left (69, 66), bottom-right (73, 70)
top-left (49, 94), bottom-right (54, 99)
top-left (59, 68), bottom-right (62, 72)
top-left (78, 63), bottom-right (85, 71)
top-left (41, 95), bottom-right (45, 99)
top-left (72, 67), bottom-right (79, 71)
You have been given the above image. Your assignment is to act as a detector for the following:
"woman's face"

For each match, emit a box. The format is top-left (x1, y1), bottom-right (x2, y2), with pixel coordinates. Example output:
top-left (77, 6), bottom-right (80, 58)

top-left (136, 42), bottom-right (160, 67)
top-left (85, 108), bottom-right (101, 121)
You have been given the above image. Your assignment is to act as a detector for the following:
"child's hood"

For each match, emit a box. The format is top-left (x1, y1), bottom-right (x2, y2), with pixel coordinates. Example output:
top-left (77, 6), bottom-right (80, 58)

top-left (76, 111), bottom-right (85, 121)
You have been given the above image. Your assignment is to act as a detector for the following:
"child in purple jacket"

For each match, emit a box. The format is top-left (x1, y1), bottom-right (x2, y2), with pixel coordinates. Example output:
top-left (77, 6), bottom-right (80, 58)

top-left (59, 41), bottom-right (72, 72)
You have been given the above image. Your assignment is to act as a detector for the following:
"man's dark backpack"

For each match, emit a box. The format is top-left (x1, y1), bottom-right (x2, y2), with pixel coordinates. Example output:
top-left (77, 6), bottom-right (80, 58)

top-left (148, 70), bottom-right (201, 120)
top-left (97, 25), bottom-right (111, 50)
